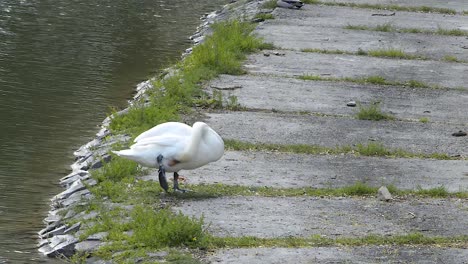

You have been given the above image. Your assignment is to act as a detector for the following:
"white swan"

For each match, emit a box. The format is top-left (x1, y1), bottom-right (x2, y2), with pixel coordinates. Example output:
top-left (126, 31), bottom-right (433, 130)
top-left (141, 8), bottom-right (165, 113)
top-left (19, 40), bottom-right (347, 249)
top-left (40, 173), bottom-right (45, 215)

top-left (277, 0), bottom-right (304, 9)
top-left (112, 122), bottom-right (224, 192)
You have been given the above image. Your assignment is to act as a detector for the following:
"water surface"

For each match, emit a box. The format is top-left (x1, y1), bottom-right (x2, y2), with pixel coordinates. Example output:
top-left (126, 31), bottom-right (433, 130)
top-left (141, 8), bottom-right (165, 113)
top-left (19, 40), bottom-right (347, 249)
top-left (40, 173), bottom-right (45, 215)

top-left (0, 0), bottom-right (224, 262)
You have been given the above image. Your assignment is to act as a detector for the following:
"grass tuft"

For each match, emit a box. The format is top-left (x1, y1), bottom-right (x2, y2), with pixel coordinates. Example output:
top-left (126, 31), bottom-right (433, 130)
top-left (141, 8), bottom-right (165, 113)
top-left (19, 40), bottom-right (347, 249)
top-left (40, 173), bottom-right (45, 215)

top-left (130, 206), bottom-right (206, 249)
top-left (419, 117), bottom-right (429, 123)
top-left (261, 0), bottom-right (278, 9)
top-left (345, 24), bottom-right (468, 37)
top-left (356, 102), bottom-right (395, 121)
top-left (442, 55), bottom-right (464, 63)
top-left (298, 74), bottom-right (447, 89)
top-left (254, 13), bottom-right (274, 20)
top-left (92, 155), bottom-right (146, 183)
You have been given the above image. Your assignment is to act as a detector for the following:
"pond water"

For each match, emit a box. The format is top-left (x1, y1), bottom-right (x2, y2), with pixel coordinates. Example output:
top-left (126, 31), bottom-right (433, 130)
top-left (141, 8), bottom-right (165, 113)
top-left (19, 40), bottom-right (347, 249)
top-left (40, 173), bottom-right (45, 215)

top-left (0, 0), bottom-right (224, 262)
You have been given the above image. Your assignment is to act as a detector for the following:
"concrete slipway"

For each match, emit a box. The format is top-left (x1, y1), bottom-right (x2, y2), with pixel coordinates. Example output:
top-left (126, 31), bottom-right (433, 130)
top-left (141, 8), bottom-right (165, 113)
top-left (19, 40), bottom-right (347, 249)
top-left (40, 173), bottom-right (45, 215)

top-left (161, 1), bottom-right (468, 263)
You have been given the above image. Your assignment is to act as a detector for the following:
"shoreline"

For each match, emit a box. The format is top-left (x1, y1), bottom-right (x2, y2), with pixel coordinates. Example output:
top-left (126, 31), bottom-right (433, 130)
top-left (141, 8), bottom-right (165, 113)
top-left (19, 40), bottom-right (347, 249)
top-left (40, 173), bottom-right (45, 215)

top-left (37, 0), bottom-right (267, 261)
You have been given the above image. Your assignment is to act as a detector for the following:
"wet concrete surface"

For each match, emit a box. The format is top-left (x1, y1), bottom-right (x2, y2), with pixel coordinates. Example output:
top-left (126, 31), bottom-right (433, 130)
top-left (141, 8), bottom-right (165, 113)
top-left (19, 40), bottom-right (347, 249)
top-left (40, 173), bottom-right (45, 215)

top-left (205, 246), bottom-right (468, 264)
top-left (205, 112), bottom-right (467, 156)
top-left (150, 151), bottom-right (468, 192)
top-left (181, 0), bottom-right (468, 262)
top-left (245, 51), bottom-right (468, 89)
top-left (209, 74), bottom-right (468, 123)
top-left (174, 196), bottom-right (468, 238)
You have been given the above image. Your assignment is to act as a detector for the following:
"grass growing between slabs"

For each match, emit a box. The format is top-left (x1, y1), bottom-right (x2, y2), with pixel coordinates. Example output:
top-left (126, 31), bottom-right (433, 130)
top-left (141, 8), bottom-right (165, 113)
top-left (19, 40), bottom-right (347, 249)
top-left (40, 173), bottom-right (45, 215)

top-left (355, 102), bottom-right (395, 121)
top-left (298, 74), bottom-right (446, 89)
top-left (208, 233), bottom-right (468, 248)
top-left (302, 48), bottom-right (428, 61)
top-left (345, 23), bottom-right (468, 37)
top-left (182, 183), bottom-right (468, 199)
top-left (224, 139), bottom-right (461, 160)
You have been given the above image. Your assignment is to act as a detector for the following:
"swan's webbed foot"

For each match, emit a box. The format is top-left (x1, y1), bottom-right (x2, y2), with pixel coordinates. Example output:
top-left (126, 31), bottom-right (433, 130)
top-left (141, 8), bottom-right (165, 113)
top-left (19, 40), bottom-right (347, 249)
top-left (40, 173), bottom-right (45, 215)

top-left (173, 172), bottom-right (189, 193)
top-left (157, 154), bottom-right (168, 192)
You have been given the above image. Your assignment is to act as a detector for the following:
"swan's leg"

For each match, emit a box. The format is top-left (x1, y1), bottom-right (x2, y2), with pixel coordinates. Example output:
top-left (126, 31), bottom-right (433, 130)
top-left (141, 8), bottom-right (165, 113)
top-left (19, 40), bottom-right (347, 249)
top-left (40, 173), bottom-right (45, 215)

top-left (157, 154), bottom-right (168, 192)
top-left (173, 172), bottom-right (189, 193)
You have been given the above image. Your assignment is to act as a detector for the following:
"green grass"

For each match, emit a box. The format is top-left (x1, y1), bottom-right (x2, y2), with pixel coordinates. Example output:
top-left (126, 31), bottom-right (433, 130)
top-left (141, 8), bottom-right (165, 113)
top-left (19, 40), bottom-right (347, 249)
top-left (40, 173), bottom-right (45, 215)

top-left (301, 48), bottom-right (426, 60)
top-left (367, 48), bottom-right (423, 60)
top-left (207, 233), bottom-right (468, 248)
top-left (224, 139), bottom-right (459, 160)
top-left (298, 74), bottom-right (444, 89)
top-left (345, 23), bottom-right (468, 37)
top-left (129, 206), bottom-right (205, 249)
top-left (254, 13), bottom-right (274, 20)
top-left (92, 155), bottom-right (146, 183)
top-left (419, 117), bottom-right (429, 123)
top-left (301, 48), bottom-right (347, 54)
top-left (306, 1), bottom-right (457, 14)
top-left (356, 102), bottom-right (395, 121)
top-left (183, 182), bottom-right (467, 199)
top-left (261, 0), bottom-right (278, 9)
top-left (78, 205), bottom-right (208, 262)
top-left (442, 55), bottom-right (464, 63)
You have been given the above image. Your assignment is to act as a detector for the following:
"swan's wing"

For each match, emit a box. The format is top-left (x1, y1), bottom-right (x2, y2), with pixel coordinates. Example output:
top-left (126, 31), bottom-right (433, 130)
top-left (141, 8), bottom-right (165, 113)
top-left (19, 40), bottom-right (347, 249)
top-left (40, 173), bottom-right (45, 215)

top-left (130, 134), bottom-right (187, 150)
top-left (134, 122), bottom-right (192, 142)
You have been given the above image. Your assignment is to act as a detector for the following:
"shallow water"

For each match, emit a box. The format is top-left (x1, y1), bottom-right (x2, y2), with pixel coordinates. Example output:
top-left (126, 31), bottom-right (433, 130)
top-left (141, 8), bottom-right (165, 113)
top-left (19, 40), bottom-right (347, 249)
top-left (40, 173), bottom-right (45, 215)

top-left (0, 0), bottom-right (224, 262)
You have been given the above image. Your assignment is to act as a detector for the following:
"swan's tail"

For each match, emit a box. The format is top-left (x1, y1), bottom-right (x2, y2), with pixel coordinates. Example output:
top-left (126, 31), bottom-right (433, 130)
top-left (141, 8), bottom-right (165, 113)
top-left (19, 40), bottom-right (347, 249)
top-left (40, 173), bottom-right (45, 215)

top-left (112, 149), bottom-right (134, 158)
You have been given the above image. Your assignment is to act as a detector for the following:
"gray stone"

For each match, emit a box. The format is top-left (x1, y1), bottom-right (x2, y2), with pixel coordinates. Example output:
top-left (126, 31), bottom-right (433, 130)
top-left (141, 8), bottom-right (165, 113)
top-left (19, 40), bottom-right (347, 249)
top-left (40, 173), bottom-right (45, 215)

top-left (245, 51), bottom-right (468, 89)
top-left (346, 101), bottom-right (357, 107)
top-left (260, 5), bottom-right (468, 61)
top-left (89, 154), bottom-right (112, 169)
top-left (206, 246), bottom-right (468, 264)
top-left (73, 138), bottom-right (100, 158)
top-left (378, 186), bottom-right (393, 201)
top-left (39, 225), bottom-right (67, 239)
top-left (273, 4), bottom-right (468, 30)
top-left (40, 234), bottom-right (78, 257)
top-left (317, 0), bottom-right (468, 13)
top-left (53, 179), bottom-right (85, 201)
top-left (147, 251), bottom-right (168, 259)
top-left (75, 240), bottom-right (103, 253)
top-left (63, 222), bottom-right (81, 234)
top-left (43, 214), bottom-right (61, 224)
top-left (206, 112), bottom-right (468, 156)
top-left (157, 151), bottom-right (468, 192)
top-left (58, 189), bottom-right (92, 208)
top-left (208, 75), bottom-right (468, 123)
top-left (87, 232), bottom-right (109, 241)
top-left (174, 196), bottom-right (468, 238)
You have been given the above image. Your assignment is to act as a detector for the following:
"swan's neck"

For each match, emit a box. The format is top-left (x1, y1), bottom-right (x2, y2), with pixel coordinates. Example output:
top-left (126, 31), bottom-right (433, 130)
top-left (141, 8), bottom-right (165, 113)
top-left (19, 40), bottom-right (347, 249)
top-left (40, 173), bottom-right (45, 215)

top-left (179, 123), bottom-right (205, 162)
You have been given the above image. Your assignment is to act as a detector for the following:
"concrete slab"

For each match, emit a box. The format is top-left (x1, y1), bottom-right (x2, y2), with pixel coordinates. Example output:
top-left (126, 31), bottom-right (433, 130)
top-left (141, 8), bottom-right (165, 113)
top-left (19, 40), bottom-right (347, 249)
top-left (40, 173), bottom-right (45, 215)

top-left (245, 51), bottom-right (468, 89)
top-left (209, 74), bottom-right (468, 123)
top-left (257, 24), bottom-right (468, 61)
top-left (143, 151), bottom-right (468, 192)
top-left (316, 0), bottom-right (468, 13)
top-left (174, 196), bottom-right (468, 237)
top-left (206, 246), bottom-right (468, 264)
top-left (205, 112), bottom-right (468, 156)
top-left (270, 5), bottom-right (468, 31)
